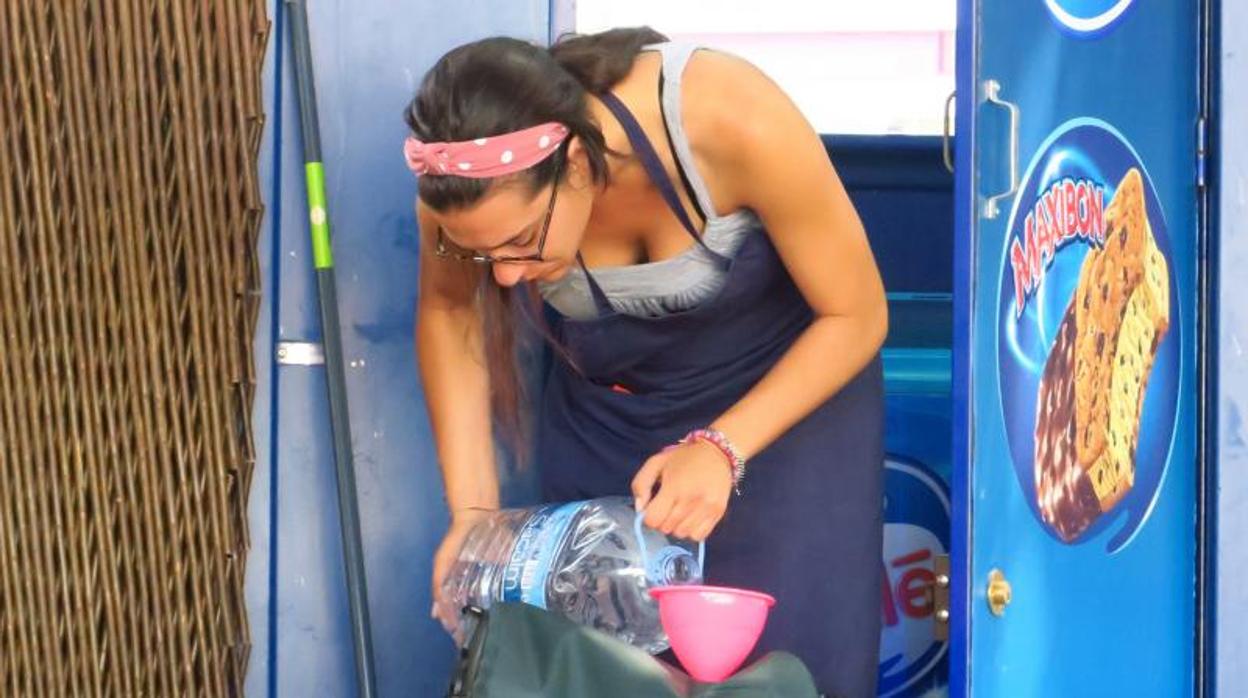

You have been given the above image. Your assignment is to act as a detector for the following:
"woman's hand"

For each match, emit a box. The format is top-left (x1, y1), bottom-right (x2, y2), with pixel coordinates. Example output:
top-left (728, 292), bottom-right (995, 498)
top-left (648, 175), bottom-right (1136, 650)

top-left (631, 440), bottom-right (734, 542)
top-left (430, 508), bottom-right (495, 632)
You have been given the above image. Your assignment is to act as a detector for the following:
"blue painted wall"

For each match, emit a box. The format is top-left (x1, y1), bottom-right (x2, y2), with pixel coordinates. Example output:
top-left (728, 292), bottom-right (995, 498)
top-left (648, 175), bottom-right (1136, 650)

top-left (245, 2), bottom-right (549, 695)
top-left (1217, 0), bottom-right (1248, 694)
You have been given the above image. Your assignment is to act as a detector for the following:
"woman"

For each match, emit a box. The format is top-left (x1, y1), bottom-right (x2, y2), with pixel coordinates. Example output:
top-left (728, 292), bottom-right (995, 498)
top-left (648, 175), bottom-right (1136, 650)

top-left (409, 27), bottom-right (887, 697)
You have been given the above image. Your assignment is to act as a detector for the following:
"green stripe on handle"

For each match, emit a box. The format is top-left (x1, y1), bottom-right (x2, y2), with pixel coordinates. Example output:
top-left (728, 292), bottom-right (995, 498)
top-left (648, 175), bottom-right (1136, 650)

top-left (305, 162), bottom-right (333, 269)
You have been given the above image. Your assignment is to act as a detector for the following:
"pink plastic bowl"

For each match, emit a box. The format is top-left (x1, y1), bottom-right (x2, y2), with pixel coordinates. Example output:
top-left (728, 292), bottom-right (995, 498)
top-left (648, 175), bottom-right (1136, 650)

top-left (649, 585), bottom-right (776, 682)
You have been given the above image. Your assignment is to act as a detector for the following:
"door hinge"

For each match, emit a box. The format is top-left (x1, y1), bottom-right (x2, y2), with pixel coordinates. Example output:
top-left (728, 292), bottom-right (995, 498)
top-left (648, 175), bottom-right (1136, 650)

top-left (933, 553), bottom-right (951, 642)
top-left (1196, 116), bottom-right (1208, 190)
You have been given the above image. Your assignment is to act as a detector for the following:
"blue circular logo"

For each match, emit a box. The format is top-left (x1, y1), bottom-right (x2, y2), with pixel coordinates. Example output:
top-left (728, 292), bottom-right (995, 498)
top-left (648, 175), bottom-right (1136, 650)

top-left (996, 119), bottom-right (1179, 553)
top-left (1045, 0), bottom-right (1136, 36)
top-left (878, 457), bottom-right (949, 697)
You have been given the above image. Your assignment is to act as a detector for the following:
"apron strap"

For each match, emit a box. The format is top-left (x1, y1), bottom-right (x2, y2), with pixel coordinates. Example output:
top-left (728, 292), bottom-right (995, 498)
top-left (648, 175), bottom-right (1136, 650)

top-left (576, 252), bottom-right (615, 316)
top-left (598, 91), bottom-right (711, 250)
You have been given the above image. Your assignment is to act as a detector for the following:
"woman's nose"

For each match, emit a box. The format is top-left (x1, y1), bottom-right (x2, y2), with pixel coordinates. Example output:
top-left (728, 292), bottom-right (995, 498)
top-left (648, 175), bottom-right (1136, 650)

top-left (492, 263), bottom-right (528, 287)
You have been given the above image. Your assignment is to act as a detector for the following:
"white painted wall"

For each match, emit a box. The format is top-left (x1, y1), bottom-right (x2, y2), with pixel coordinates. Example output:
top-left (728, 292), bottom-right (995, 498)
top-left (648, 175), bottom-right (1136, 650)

top-left (572, 0), bottom-right (956, 135)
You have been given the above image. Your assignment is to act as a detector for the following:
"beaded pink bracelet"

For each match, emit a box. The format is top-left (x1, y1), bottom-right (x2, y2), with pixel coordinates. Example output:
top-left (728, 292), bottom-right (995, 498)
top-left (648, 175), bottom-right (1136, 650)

top-left (679, 428), bottom-right (747, 495)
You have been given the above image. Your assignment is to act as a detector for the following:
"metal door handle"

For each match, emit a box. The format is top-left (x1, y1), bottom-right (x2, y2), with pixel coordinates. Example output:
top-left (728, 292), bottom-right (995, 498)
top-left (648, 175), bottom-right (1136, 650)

top-left (982, 80), bottom-right (1020, 219)
top-left (942, 91), bottom-right (956, 174)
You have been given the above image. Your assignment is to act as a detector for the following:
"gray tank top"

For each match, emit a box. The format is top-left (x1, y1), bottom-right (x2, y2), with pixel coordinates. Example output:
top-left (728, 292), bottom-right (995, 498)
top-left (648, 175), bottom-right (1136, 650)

top-left (538, 42), bottom-right (760, 320)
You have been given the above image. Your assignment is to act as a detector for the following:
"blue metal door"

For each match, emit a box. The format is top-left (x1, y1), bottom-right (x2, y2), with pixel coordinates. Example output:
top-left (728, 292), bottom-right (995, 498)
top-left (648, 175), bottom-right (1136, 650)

top-left (952, 1), bottom-right (1204, 695)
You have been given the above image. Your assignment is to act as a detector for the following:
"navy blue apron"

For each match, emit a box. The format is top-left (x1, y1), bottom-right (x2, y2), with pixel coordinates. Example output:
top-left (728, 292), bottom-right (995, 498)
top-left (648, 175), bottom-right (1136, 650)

top-left (534, 90), bottom-right (884, 698)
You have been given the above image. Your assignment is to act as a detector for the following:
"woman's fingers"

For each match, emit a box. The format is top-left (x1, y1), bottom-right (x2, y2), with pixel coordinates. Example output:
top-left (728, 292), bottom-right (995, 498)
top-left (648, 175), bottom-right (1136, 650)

top-left (656, 497), bottom-right (698, 535)
top-left (631, 453), bottom-right (669, 512)
top-left (642, 489), bottom-right (676, 532)
top-left (691, 517), bottom-right (718, 543)
top-left (672, 498), bottom-right (726, 541)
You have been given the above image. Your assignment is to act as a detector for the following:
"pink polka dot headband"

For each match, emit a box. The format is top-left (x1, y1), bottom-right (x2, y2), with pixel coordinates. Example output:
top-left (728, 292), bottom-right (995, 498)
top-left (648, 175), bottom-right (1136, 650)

top-left (403, 122), bottom-right (570, 178)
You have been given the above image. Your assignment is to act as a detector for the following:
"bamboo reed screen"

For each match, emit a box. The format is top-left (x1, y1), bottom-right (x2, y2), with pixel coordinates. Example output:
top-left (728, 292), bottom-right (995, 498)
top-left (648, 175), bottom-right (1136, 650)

top-left (0, 2), bottom-right (268, 694)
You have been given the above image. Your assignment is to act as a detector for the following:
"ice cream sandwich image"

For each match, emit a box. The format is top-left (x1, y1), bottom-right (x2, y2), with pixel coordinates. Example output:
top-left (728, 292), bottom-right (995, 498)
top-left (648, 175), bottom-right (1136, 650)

top-left (1032, 168), bottom-right (1170, 542)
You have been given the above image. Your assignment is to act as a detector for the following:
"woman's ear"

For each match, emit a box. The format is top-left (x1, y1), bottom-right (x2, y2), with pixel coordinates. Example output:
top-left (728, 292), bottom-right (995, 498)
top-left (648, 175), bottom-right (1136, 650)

top-left (564, 136), bottom-right (595, 190)
top-left (565, 133), bottom-right (585, 161)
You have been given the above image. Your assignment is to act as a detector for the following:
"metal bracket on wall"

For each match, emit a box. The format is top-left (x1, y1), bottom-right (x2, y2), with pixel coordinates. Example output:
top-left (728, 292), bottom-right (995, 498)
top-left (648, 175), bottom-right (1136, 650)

top-left (276, 341), bottom-right (326, 366)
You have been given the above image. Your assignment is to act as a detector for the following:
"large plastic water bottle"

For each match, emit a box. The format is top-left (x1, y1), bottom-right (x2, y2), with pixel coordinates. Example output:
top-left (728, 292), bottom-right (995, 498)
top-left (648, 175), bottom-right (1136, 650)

top-left (437, 495), bottom-right (704, 654)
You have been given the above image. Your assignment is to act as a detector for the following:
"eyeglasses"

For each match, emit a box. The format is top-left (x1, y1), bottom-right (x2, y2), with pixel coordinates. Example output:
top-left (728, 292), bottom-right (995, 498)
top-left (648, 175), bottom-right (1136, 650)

top-left (435, 151), bottom-right (564, 264)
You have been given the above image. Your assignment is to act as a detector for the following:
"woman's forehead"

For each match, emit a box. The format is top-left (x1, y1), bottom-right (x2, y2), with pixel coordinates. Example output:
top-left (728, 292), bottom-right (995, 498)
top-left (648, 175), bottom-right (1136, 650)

top-left (436, 183), bottom-right (544, 245)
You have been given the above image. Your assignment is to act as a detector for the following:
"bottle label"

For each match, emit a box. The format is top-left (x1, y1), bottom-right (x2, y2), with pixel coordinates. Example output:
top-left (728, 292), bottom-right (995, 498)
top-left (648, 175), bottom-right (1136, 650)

top-left (500, 501), bottom-right (586, 608)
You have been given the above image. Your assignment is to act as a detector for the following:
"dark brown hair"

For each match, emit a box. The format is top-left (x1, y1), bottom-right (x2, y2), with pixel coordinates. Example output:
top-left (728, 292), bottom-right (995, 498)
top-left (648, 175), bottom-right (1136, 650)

top-left (405, 27), bottom-right (668, 451)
